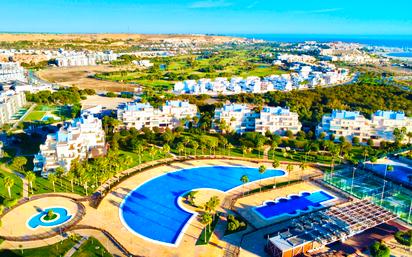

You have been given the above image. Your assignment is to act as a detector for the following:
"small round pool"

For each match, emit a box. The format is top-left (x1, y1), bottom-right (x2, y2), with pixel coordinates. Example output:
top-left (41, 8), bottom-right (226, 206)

top-left (27, 207), bottom-right (72, 229)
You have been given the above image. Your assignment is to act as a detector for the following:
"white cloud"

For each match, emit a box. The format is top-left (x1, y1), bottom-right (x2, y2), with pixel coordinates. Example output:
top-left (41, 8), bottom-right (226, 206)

top-left (292, 8), bottom-right (343, 14)
top-left (190, 1), bottom-right (232, 9)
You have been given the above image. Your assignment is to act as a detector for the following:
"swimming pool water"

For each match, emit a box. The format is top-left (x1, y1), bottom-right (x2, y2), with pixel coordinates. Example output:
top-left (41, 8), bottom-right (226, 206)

top-left (120, 165), bottom-right (285, 246)
top-left (254, 191), bottom-right (335, 220)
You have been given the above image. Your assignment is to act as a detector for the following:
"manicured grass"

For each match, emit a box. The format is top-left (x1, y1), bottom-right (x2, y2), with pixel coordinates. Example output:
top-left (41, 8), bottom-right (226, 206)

top-left (0, 238), bottom-right (76, 257)
top-left (71, 237), bottom-right (112, 257)
top-left (0, 169), bottom-right (23, 205)
top-left (32, 175), bottom-right (86, 196)
top-left (23, 111), bottom-right (45, 121)
top-left (119, 150), bottom-right (166, 169)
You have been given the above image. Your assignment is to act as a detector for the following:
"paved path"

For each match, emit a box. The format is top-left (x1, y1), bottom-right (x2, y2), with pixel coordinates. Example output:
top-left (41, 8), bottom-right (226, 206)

top-left (63, 236), bottom-right (88, 257)
top-left (0, 164), bottom-right (29, 198)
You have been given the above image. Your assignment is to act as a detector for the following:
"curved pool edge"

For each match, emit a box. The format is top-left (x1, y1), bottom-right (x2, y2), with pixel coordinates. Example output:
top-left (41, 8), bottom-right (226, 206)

top-left (119, 164), bottom-right (287, 246)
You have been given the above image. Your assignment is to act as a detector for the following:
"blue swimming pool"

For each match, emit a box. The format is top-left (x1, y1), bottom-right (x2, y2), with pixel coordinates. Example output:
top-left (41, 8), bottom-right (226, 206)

top-left (27, 207), bottom-right (72, 229)
top-left (254, 191), bottom-right (335, 220)
top-left (120, 165), bottom-right (285, 246)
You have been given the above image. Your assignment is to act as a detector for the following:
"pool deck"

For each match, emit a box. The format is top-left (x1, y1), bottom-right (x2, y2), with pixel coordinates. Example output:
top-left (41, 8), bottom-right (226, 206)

top-left (0, 159), bottom-right (324, 257)
top-left (0, 196), bottom-right (80, 238)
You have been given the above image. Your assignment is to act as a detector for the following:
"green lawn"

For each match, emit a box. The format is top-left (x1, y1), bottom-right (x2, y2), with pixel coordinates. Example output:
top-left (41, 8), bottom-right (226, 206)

top-left (0, 238), bottom-right (76, 257)
top-left (0, 168), bottom-right (23, 205)
top-left (31, 175), bottom-right (86, 196)
top-left (71, 237), bottom-right (112, 257)
top-left (95, 51), bottom-right (286, 92)
top-left (23, 111), bottom-right (45, 122)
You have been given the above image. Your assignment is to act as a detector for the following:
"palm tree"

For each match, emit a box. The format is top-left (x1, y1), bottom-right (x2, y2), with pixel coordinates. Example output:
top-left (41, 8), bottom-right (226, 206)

top-left (183, 137), bottom-right (191, 157)
top-left (200, 144), bottom-right (207, 156)
top-left (162, 144), bottom-right (171, 158)
top-left (199, 212), bottom-right (213, 242)
top-left (272, 159), bottom-right (280, 186)
top-left (271, 141), bottom-right (278, 160)
top-left (149, 146), bottom-right (157, 161)
top-left (177, 143), bottom-right (184, 157)
top-left (240, 175), bottom-right (249, 195)
top-left (241, 145), bottom-right (247, 158)
top-left (206, 196), bottom-right (220, 215)
top-left (258, 165), bottom-right (267, 191)
top-left (55, 166), bottom-right (65, 187)
top-left (299, 162), bottom-right (308, 180)
top-left (286, 164), bottom-right (294, 185)
top-left (4, 176), bottom-right (14, 198)
top-left (26, 171), bottom-right (36, 195)
top-left (136, 144), bottom-right (144, 164)
top-left (210, 140), bottom-right (218, 156)
top-left (227, 143), bottom-right (234, 156)
top-left (48, 173), bottom-right (57, 192)
top-left (192, 141), bottom-right (199, 157)
top-left (66, 171), bottom-right (75, 192)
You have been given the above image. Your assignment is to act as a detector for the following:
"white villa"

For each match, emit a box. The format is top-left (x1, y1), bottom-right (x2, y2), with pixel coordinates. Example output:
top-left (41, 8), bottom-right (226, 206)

top-left (213, 104), bottom-right (258, 133)
top-left (117, 100), bottom-right (198, 130)
top-left (0, 62), bottom-right (26, 82)
top-left (33, 110), bottom-right (106, 177)
top-left (174, 66), bottom-right (349, 95)
top-left (0, 90), bottom-right (27, 126)
top-left (316, 110), bottom-right (412, 144)
top-left (213, 104), bottom-right (301, 135)
top-left (255, 106), bottom-right (302, 135)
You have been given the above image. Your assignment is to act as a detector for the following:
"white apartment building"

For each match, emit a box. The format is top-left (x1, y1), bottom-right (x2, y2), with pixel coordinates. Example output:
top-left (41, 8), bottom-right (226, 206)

top-left (214, 104), bottom-right (301, 135)
top-left (316, 110), bottom-right (371, 143)
top-left (255, 107), bottom-right (302, 135)
top-left (0, 91), bottom-right (27, 126)
top-left (33, 111), bottom-right (106, 177)
top-left (213, 104), bottom-right (258, 133)
top-left (55, 51), bottom-right (118, 67)
top-left (0, 62), bottom-right (26, 82)
top-left (277, 54), bottom-right (317, 63)
top-left (316, 110), bottom-right (412, 144)
top-left (371, 110), bottom-right (412, 142)
top-left (117, 100), bottom-right (198, 130)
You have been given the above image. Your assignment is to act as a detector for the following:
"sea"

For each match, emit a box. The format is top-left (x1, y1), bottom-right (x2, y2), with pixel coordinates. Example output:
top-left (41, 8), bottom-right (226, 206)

top-left (230, 34), bottom-right (412, 49)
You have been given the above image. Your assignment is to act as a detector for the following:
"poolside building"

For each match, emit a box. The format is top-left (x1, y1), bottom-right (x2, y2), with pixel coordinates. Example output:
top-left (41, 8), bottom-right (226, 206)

top-left (117, 100), bottom-right (198, 130)
top-left (266, 200), bottom-right (397, 257)
top-left (0, 90), bottom-right (27, 126)
top-left (213, 104), bottom-right (258, 133)
top-left (316, 110), bottom-right (372, 143)
top-left (255, 107), bottom-right (302, 135)
top-left (33, 110), bottom-right (106, 177)
top-left (214, 104), bottom-right (301, 135)
top-left (371, 110), bottom-right (412, 142)
top-left (317, 110), bottom-right (412, 144)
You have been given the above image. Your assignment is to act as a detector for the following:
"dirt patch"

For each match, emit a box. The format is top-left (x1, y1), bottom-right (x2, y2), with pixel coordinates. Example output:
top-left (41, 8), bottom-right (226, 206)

top-left (36, 65), bottom-right (138, 92)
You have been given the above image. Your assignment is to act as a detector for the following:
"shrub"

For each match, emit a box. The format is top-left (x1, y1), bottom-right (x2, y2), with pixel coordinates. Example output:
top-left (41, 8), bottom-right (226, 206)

top-left (369, 241), bottom-right (390, 257)
top-left (394, 230), bottom-right (412, 246)
top-left (3, 198), bottom-right (18, 208)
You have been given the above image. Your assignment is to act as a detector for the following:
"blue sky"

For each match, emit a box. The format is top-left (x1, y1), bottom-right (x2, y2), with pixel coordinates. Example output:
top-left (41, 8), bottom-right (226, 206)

top-left (1, 0), bottom-right (411, 35)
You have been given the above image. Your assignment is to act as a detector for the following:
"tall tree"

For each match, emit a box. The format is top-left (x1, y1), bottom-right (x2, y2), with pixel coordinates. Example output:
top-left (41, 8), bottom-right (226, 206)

top-left (26, 171), bottom-right (36, 195)
top-left (4, 176), bottom-right (14, 198)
